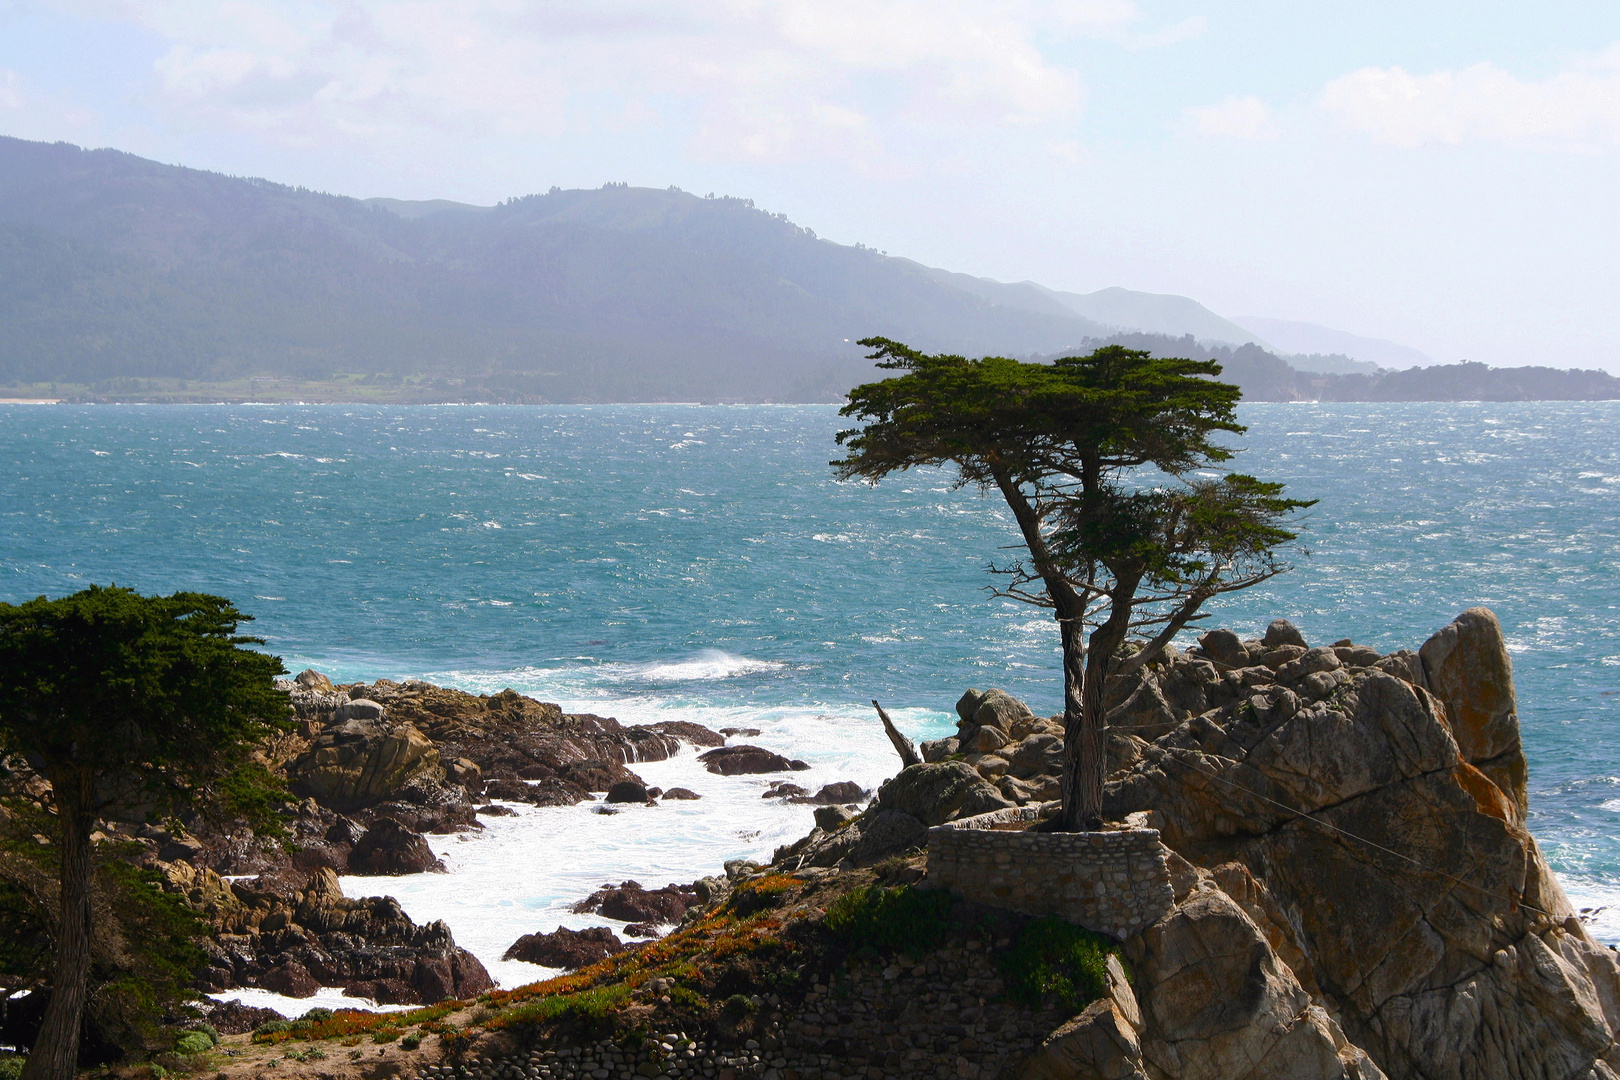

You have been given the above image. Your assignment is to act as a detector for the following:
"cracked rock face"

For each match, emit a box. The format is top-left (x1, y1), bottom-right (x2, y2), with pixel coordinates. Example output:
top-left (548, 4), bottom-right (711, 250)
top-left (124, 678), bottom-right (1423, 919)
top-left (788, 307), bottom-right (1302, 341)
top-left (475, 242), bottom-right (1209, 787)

top-left (1096, 609), bottom-right (1620, 1080)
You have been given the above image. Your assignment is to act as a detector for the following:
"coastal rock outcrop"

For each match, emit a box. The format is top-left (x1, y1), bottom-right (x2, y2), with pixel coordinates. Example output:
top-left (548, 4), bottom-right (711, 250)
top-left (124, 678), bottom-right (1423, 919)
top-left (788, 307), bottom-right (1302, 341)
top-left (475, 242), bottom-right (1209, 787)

top-left (697, 745), bottom-right (810, 775)
top-left (286, 714), bottom-right (443, 813)
top-left (347, 818), bottom-right (445, 875)
top-left (572, 880), bottom-right (700, 926)
top-left (184, 866), bottom-right (493, 1004)
top-left (502, 926), bottom-right (629, 969)
top-left (1094, 608), bottom-right (1620, 1080)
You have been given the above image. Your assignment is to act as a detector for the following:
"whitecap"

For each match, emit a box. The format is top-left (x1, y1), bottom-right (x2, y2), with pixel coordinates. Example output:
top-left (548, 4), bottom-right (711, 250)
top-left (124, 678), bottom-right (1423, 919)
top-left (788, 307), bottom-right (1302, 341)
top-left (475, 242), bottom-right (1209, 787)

top-left (631, 650), bottom-right (785, 682)
top-left (208, 986), bottom-right (414, 1018)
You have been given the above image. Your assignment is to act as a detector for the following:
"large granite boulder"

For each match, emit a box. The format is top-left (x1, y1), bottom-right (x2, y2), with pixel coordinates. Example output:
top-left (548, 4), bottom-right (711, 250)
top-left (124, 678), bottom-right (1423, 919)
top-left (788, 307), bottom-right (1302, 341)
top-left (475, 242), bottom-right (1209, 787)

top-left (286, 716), bottom-right (442, 812)
top-left (873, 761), bottom-right (1014, 827)
top-left (1098, 608), bottom-right (1620, 1080)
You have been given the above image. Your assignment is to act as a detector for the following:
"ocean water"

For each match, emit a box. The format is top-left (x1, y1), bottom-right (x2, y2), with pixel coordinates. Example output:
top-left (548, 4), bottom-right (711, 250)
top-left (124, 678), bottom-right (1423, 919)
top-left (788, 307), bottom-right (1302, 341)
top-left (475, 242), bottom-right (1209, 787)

top-left (2, 402), bottom-right (1617, 1009)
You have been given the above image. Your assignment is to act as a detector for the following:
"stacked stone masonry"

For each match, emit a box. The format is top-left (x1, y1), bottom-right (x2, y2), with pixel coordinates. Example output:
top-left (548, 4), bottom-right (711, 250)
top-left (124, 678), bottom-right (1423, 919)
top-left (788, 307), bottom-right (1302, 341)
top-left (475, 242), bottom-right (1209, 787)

top-left (926, 817), bottom-right (1175, 940)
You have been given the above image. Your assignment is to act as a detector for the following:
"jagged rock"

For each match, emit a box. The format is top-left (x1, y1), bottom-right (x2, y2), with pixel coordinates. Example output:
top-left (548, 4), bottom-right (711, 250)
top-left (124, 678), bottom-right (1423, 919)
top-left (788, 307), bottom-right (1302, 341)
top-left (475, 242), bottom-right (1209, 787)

top-left (557, 757), bottom-right (645, 792)
top-left (191, 867), bottom-right (492, 1004)
top-left (573, 880), bottom-right (699, 925)
top-left (966, 752), bottom-right (1010, 778)
top-left (721, 727), bottom-right (763, 738)
top-left (1100, 609), bottom-right (1620, 1080)
top-left (294, 668), bottom-right (335, 693)
top-left (1264, 618), bottom-right (1309, 649)
top-left (286, 717), bottom-right (441, 812)
top-left (483, 776), bottom-right (591, 805)
top-left (814, 804), bottom-right (857, 830)
top-left (476, 803), bottom-right (516, 816)
top-left (1197, 627), bottom-right (1249, 668)
top-left (873, 761), bottom-right (1015, 827)
top-left (844, 809), bottom-right (929, 865)
top-left (797, 781), bottom-right (867, 805)
top-left (960, 688), bottom-right (1035, 731)
top-left (335, 698), bottom-right (386, 722)
top-left (347, 818), bottom-right (444, 875)
top-left (205, 1000), bottom-right (284, 1036)
top-left (1126, 887), bottom-right (1385, 1080)
top-left (1419, 606), bottom-right (1526, 815)
top-left (763, 782), bottom-right (810, 799)
top-left (1009, 733), bottom-right (1064, 779)
top-left (966, 725), bottom-right (1011, 753)
top-left (260, 960), bottom-right (319, 998)
top-left (502, 926), bottom-right (628, 968)
top-left (1020, 956), bottom-right (1147, 1080)
top-left (604, 780), bottom-right (652, 803)
top-left (698, 745), bottom-right (809, 775)
top-left (920, 736), bottom-right (960, 762)
top-left (158, 836), bottom-right (205, 864)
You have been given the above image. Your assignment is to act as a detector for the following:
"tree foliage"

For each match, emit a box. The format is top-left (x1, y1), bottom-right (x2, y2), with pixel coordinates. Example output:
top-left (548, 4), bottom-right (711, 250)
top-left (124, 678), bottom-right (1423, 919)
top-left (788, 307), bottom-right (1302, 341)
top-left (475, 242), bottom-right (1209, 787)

top-left (0, 586), bottom-right (289, 1080)
top-left (835, 339), bottom-right (1312, 829)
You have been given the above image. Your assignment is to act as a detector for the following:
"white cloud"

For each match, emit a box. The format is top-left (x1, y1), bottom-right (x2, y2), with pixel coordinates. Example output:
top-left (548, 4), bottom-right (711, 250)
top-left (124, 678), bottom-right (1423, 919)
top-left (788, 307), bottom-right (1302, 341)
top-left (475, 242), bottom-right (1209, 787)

top-left (1321, 45), bottom-right (1620, 150)
top-left (67, 0), bottom-right (1120, 164)
top-left (0, 69), bottom-right (23, 110)
top-left (1186, 94), bottom-right (1275, 140)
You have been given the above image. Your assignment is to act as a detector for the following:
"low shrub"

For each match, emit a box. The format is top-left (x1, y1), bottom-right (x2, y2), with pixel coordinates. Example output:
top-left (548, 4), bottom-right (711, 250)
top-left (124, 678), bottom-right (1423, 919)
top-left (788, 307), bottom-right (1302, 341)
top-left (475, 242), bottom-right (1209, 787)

top-left (0, 1055), bottom-right (25, 1080)
top-left (726, 875), bottom-right (798, 915)
top-left (399, 1033), bottom-right (422, 1051)
top-left (482, 984), bottom-right (631, 1029)
top-left (172, 1033), bottom-right (214, 1057)
top-left (998, 917), bottom-right (1126, 1013)
top-left (824, 885), bottom-right (954, 956)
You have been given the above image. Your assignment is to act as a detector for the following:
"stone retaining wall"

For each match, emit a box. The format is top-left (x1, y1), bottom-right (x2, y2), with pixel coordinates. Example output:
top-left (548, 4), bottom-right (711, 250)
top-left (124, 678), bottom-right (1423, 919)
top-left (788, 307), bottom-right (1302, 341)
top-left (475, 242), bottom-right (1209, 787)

top-left (925, 816), bottom-right (1175, 939)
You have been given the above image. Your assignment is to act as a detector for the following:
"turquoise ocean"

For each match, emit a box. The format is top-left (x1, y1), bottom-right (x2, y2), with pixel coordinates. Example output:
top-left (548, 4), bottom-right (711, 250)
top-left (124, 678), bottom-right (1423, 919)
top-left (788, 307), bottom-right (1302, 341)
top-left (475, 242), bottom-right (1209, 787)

top-left (3, 402), bottom-right (1618, 1000)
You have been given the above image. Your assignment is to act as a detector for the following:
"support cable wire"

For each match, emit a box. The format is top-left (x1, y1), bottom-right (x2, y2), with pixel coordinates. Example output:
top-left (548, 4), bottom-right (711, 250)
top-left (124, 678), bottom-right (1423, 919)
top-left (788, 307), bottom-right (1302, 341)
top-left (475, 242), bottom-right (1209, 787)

top-left (1149, 747), bottom-right (1561, 920)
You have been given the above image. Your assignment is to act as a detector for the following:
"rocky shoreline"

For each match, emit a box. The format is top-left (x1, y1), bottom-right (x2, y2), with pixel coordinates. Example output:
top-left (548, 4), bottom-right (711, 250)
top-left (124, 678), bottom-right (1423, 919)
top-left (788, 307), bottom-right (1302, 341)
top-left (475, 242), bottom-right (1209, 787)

top-left (127, 607), bottom-right (1620, 1079)
top-left (125, 672), bottom-right (864, 1008)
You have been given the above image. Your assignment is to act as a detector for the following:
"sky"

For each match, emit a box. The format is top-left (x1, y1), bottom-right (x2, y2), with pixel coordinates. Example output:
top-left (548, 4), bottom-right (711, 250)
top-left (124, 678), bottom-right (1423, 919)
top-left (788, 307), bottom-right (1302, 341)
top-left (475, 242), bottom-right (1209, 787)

top-left (2, 1), bottom-right (1618, 370)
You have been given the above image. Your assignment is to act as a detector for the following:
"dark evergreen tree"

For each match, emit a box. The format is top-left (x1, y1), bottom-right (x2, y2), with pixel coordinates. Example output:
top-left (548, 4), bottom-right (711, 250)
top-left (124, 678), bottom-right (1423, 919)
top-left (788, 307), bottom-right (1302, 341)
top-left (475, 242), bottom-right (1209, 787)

top-left (0, 587), bottom-right (288, 1080)
top-left (835, 339), bottom-right (1312, 829)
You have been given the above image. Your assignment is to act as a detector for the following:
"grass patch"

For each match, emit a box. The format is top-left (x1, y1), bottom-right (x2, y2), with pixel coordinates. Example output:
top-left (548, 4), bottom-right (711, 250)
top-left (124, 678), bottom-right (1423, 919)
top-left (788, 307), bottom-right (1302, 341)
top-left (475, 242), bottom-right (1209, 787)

top-left (250, 1001), bottom-right (463, 1044)
top-left (482, 985), bottom-right (632, 1029)
top-left (824, 885), bottom-right (954, 957)
top-left (997, 918), bottom-right (1126, 1013)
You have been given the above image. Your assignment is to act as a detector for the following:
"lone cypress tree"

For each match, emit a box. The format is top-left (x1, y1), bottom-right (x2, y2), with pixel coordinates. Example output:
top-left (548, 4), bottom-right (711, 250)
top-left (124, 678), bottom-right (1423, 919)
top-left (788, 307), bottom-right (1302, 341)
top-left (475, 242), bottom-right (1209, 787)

top-left (0, 586), bottom-right (288, 1080)
top-left (835, 339), bottom-right (1311, 829)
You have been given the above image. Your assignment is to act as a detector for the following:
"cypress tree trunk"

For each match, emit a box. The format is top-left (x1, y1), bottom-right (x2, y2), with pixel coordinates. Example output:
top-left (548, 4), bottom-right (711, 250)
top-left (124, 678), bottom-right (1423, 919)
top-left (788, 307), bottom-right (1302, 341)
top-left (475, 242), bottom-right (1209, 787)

top-left (1057, 615), bottom-right (1091, 832)
top-left (21, 774), bottom-right (93, 1080)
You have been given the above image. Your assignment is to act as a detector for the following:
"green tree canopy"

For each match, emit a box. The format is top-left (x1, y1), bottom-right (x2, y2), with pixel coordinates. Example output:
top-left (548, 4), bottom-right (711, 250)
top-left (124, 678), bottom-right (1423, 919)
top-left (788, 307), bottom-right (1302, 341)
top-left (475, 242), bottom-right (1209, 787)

top-left (835, 339), bottom-right (1311, 829)
top-left (0, 586), bottom-right (288, 1080)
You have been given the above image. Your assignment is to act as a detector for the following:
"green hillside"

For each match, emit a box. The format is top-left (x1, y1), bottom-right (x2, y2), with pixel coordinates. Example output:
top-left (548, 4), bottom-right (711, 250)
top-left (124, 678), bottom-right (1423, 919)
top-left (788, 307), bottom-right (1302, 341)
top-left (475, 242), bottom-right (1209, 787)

top-left (0, 137), bottom-right (1110, 401)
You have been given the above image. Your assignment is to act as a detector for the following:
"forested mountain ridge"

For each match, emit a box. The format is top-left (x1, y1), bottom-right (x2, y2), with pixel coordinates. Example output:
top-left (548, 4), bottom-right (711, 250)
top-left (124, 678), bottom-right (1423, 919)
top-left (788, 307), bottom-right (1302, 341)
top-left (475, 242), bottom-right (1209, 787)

top-left (0, 136), bottom-right (1115, 400)
top-left (2, 136), bottom-right (1615, 403)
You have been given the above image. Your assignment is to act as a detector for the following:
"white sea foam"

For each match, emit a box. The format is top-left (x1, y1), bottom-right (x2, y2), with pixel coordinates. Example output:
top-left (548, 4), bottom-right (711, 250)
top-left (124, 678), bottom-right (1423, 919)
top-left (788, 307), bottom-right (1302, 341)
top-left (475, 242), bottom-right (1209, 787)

top-left (207, 986), bottom-right (414, 1016)
top-left (336, 694), bottom-right (949, 994)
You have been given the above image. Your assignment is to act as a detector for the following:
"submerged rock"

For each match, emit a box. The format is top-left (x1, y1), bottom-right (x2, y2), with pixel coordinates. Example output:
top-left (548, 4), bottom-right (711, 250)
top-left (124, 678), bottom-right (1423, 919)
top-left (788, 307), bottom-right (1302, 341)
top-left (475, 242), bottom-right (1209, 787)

top-left (698, 745), bottom-right (810, 775)
top-left (573, 880), bottom-right (701, 925)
